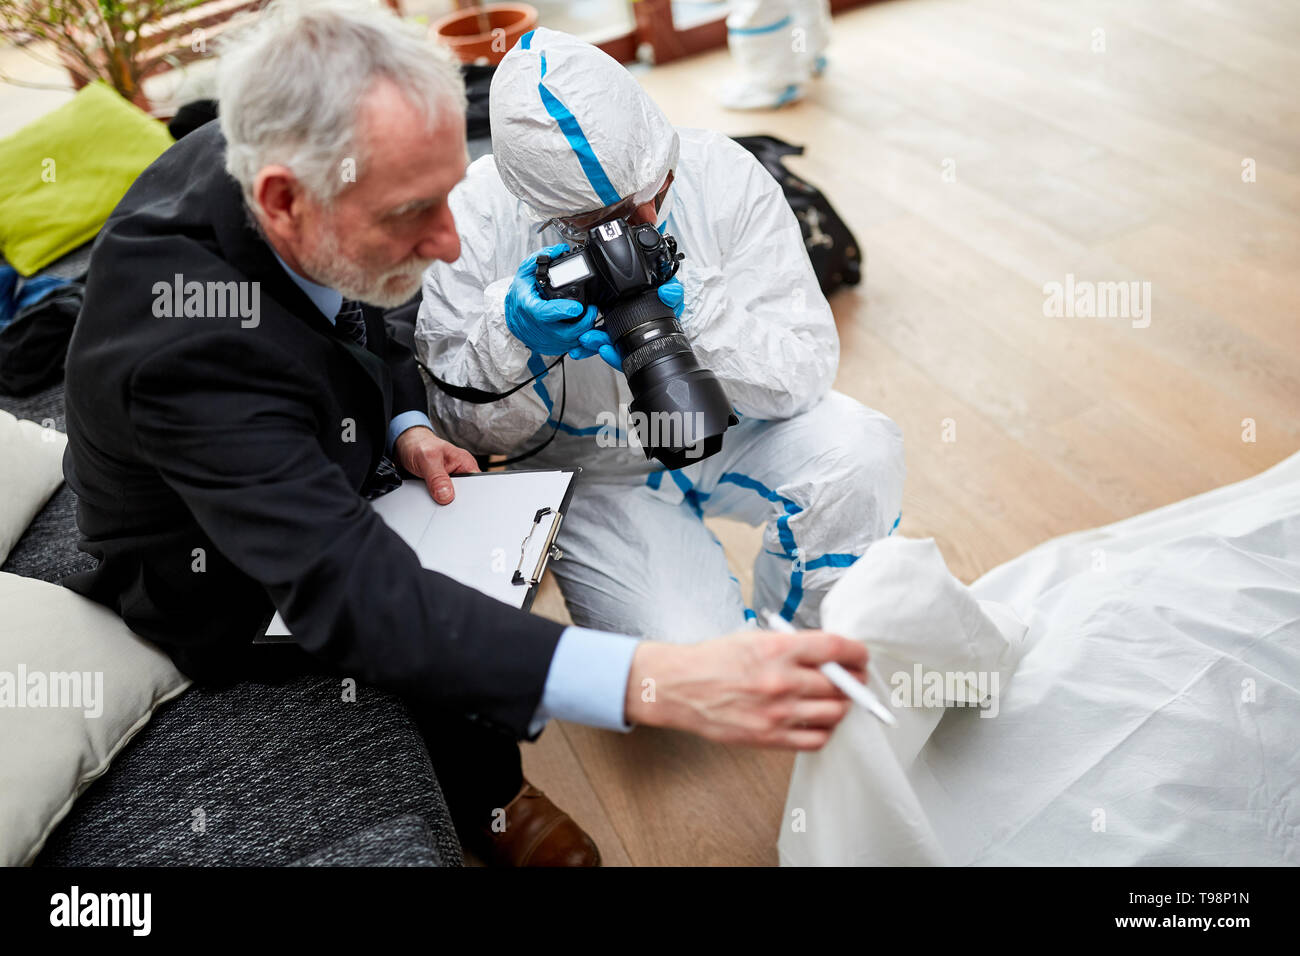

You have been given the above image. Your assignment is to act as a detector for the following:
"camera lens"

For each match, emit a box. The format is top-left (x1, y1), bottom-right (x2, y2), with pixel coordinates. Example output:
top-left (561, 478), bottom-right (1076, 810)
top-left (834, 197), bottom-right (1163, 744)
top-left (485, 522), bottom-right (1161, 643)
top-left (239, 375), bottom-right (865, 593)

top-left (601, 289), bottom-right (737, 469)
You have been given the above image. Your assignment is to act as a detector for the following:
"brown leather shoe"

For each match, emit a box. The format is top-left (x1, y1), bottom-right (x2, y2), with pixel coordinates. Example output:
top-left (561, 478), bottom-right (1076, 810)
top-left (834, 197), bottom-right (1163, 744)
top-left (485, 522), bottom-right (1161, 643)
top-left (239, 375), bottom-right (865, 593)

top-left (474, 780), bottom-right (601, 867)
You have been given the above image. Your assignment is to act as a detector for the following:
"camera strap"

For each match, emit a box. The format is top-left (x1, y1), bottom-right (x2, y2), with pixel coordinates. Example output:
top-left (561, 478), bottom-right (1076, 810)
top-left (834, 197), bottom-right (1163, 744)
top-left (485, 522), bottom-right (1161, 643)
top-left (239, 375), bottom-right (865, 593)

top-left (413, 354), bottom-right (569, 469)
top-left (416, 353), bottom-right (563, 404)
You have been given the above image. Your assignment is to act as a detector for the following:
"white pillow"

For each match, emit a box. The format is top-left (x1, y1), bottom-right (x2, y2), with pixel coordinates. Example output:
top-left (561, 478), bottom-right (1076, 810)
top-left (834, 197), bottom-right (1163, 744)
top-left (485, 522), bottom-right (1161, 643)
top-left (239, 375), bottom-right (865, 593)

top-left (0, 572), bottom-right (191, 865)
top-left (0, 408), bottom-right (67, 565)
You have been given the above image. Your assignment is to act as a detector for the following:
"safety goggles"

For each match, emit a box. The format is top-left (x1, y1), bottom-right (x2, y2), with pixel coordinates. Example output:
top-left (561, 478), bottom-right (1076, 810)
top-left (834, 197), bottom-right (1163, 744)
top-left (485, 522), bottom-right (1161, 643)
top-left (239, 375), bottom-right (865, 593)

top-left (539, 196), bottom-right (639, 244)
top-left (538, 172), bottom-right (674, 245)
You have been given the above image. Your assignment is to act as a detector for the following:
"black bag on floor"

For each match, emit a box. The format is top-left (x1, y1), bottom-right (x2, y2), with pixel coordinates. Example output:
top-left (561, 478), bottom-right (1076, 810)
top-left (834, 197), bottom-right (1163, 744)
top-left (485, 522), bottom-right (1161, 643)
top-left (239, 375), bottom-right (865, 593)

top-left (463, 64), bottom-right (495, 142)
top-left (731, 135), bottom-right (863, 295)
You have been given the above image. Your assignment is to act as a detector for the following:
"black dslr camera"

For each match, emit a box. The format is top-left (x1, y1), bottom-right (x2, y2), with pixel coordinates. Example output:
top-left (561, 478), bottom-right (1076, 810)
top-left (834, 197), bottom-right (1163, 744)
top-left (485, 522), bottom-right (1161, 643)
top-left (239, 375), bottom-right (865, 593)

top-left (535, 220), bottom-right (737, 469)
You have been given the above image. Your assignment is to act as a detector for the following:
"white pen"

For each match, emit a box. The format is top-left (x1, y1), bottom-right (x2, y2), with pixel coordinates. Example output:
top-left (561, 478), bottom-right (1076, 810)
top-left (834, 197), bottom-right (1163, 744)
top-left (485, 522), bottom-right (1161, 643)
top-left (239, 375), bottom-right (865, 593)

top-left (760, 609), bottom-right (898, 727)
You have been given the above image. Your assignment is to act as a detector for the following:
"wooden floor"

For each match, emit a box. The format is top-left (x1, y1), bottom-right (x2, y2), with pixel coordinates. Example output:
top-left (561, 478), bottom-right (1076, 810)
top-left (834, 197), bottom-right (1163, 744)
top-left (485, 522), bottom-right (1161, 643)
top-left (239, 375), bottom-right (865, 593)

top-left (526, 0), bottom-right (1300, 865)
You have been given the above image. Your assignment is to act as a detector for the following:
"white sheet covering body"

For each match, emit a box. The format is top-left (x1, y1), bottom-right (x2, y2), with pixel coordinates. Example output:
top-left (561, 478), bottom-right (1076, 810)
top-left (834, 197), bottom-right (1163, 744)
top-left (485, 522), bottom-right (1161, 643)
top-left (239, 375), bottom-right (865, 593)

top-left (780, 451), bottom-right (1300, 866)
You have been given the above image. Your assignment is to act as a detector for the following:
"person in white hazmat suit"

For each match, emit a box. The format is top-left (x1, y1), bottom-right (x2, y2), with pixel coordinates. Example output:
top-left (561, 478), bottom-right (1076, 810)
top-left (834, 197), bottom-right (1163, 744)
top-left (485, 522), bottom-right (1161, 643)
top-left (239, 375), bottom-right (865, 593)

top-left (415, 28), bottom-right (904, 642)
top-left (723, 0), bottom-right (832, 110)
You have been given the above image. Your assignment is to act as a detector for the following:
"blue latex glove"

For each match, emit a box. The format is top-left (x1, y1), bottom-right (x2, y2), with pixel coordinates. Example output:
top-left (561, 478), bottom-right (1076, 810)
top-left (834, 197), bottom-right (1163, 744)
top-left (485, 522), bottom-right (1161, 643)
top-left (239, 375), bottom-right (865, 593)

top-left (658, 277), bottom-right (685, 320)
top-left (572, 328), bottom-right (621, 369)
top-left (580, 277), bottom-right (687, 371)
top-left (505, 244), bottom-right (600, 356)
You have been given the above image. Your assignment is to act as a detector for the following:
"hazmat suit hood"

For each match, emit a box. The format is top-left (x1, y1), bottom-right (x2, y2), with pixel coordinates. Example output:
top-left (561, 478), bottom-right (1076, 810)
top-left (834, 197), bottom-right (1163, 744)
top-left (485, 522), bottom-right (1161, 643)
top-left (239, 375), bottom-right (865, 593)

top-left (489, 28), bottom-right (680, 223)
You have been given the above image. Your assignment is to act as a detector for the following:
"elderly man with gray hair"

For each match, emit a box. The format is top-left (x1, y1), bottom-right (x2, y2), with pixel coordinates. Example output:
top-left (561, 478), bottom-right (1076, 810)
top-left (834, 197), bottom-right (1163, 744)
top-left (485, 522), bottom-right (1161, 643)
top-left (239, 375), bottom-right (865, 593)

top-left (60, 0), bottom-right (868, 867)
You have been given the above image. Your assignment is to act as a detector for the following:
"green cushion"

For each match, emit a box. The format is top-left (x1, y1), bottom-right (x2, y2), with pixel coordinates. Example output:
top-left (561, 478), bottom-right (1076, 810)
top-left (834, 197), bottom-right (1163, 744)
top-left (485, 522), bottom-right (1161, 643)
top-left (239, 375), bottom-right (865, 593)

top-left (0, 82), bottom-right (173, 276)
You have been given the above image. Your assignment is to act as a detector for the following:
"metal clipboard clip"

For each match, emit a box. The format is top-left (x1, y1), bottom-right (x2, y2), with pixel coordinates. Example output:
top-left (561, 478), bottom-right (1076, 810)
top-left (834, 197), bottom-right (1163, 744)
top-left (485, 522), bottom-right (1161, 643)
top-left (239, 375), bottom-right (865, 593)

top-left (511, 506), bottom-right (565, 588)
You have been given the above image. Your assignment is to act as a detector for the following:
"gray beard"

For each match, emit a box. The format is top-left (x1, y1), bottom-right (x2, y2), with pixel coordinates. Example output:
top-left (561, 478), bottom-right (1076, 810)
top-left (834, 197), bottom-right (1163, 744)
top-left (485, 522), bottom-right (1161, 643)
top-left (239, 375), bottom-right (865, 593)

top-left (302, 228), bottom-right (430, 309)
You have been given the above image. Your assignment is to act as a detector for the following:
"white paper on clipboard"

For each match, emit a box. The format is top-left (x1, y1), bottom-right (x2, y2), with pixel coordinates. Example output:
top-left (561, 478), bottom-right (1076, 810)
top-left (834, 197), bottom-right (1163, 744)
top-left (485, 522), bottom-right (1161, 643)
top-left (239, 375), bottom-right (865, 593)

top-left (259, 470), bottom-right (577, 640)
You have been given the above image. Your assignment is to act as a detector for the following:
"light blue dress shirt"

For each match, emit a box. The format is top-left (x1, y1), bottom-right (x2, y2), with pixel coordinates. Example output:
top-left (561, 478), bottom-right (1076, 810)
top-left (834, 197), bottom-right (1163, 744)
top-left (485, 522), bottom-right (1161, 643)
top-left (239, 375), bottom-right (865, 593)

top-left (275, 255), bottom-right (638, 734)
top-left (273, 253), bottom-right (432, 451)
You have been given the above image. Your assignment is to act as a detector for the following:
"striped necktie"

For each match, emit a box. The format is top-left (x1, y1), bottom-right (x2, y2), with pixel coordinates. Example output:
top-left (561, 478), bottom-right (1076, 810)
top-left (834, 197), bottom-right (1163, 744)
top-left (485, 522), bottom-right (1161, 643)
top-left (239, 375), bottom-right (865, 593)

top-left (335, 298), bottom-right (367, 348)
top-left (331, 298), bottom-right (399, 498)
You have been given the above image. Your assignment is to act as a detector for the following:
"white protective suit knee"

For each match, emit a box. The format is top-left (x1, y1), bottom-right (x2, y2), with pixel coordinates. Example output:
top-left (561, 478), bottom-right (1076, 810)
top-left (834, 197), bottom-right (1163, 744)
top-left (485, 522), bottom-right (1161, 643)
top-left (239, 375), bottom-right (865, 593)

top-left (415, 28), bottom-right (904, 640)
top-left (548, 392), bottom-right (905, 641)
top-left (723, 0), bottom-right (832, 110)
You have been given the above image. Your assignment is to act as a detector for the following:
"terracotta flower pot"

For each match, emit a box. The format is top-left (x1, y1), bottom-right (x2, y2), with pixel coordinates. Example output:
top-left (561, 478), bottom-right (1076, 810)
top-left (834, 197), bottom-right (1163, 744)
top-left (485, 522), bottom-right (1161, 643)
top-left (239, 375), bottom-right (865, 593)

top-left (431, 3), bottom-right (539, 66)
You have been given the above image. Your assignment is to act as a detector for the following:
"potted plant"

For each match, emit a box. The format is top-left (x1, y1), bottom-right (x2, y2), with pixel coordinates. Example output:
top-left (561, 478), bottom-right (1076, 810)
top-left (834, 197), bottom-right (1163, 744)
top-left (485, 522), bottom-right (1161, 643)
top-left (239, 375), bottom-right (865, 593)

top-left (0, 0), bottom-right (210, 111)
top-left (430, 0), bottom-right (537, 66)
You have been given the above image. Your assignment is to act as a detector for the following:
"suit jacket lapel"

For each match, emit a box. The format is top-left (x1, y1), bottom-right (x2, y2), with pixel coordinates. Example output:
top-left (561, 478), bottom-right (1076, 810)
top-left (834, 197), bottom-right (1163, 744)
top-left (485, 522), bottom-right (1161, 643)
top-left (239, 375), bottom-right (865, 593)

top-left (211, 181), bottom-right (391, 415)
top-left (335, 319), bottom-right (393, 415)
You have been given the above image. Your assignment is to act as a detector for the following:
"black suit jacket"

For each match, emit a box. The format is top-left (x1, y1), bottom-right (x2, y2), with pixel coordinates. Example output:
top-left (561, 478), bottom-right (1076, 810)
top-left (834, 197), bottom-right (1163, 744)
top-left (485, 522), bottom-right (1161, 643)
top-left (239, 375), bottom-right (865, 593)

top-left (61, 122), bottom-right (564, 738)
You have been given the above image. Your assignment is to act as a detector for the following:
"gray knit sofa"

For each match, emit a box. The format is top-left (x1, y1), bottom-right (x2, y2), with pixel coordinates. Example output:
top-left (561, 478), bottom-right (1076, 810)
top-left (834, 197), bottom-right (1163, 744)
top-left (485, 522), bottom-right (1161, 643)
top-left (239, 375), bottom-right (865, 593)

top-left (1, 381), bottom-right (462, 867)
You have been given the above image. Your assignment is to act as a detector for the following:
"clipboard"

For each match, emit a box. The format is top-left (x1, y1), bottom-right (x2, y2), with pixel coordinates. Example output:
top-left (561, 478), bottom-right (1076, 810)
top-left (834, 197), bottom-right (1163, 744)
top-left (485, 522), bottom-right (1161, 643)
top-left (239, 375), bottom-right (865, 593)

top-left (257, 467), bottom-right (580, 642)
